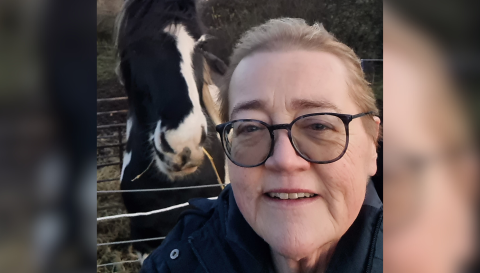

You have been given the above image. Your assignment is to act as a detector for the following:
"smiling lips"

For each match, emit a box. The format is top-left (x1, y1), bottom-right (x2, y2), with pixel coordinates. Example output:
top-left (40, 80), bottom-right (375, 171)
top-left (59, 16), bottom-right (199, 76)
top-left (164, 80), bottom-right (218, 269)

top-left (267, 192), bottom-right (317, 200)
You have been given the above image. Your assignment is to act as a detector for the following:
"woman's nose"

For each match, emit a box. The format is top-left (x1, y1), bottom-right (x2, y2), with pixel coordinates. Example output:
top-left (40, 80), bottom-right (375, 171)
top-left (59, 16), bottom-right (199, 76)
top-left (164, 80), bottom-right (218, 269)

top-left (264, 130), bottom-right (310, 172)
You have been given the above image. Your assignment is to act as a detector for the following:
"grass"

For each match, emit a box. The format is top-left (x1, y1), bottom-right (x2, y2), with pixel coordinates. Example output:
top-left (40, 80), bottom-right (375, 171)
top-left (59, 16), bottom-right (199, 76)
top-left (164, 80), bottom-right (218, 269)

top-left (97, 176), bottom-right (142, 273)
top-left (372, 80), bottom-right (383, 101)
top-left (199, 0), bottom-right (382, 63)
top-left (97, 41), bottom-right (117, 82)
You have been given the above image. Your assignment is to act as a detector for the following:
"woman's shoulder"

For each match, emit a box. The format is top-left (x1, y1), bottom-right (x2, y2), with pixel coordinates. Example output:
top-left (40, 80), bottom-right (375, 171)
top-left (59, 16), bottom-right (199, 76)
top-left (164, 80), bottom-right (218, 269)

top-left (140, 186), bottom-right (232, 273)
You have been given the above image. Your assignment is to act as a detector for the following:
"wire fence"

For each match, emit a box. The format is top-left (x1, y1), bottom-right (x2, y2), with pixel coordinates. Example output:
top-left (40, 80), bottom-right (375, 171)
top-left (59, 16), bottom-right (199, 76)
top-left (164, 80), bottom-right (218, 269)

top-left (97, 259), bottom-right (142, 268)
top-left (97, 196), bottom-right (218, 222)
top-left (98, 237), bottom-right (166, 247)
top-left (98, 183), bottom-right (227, 194)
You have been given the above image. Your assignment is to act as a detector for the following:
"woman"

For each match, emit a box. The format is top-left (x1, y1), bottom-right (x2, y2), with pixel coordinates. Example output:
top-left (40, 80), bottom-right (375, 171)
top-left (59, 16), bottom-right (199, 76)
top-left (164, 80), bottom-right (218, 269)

top-left (141, 18), bottom-right (382, 273)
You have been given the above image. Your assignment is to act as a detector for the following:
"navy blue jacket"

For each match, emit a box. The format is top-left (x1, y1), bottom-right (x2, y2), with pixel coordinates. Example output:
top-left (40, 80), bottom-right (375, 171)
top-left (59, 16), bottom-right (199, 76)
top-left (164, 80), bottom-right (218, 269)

top-left (140, 182), bottom-right (383, 273)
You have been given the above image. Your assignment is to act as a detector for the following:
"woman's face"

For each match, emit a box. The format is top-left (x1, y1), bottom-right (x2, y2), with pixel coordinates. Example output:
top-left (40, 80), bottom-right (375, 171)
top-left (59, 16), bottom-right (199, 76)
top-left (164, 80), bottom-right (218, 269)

top-left (228, 50), bottom-right (379, 259)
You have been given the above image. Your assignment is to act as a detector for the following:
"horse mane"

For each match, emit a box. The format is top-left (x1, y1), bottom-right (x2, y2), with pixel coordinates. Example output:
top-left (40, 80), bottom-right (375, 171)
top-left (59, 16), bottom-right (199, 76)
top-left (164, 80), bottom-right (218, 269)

top-left (202, 60), bottom-right (222, 126)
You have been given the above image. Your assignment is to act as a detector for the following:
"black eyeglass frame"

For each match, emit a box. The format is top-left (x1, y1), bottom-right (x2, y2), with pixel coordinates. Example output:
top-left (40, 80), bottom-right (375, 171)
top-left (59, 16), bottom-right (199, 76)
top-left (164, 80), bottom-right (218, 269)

top-left (215, 111), bottom-right (375, 168)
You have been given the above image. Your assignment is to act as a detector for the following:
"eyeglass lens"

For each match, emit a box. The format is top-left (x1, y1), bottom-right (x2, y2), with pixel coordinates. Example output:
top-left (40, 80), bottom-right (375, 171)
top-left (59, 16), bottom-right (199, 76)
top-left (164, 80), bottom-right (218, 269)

top-left (222, 114), bottom-right (347, 166)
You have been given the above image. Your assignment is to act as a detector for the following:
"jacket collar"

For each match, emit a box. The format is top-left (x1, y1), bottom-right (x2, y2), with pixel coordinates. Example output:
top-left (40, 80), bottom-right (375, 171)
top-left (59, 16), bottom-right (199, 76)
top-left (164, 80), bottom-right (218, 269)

top-left (364, 180), bottom-right (383, 210)
top-left (188, 185), bottom-right (274, 272)
top-left (224, 188), bottom-right (274, 272)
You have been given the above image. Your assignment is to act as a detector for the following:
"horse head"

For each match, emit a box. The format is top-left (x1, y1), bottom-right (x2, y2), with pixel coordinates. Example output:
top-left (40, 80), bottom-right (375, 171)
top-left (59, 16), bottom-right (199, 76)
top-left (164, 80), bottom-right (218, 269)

top-left (116, 0), bottom-right (221, 180)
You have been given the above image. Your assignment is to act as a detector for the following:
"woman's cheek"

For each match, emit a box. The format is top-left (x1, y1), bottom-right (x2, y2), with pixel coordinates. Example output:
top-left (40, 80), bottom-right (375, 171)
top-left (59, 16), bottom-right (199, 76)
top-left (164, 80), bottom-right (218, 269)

top-left (315, 150), bottom-right (367, 223)
top-left (229, 163), bottom-right (260, 219)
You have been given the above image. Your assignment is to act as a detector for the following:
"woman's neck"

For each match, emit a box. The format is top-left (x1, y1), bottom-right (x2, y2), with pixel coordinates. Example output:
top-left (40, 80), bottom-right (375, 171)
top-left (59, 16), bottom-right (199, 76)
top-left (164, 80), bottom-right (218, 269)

top-left (270, 242), bottom-right (338, 273)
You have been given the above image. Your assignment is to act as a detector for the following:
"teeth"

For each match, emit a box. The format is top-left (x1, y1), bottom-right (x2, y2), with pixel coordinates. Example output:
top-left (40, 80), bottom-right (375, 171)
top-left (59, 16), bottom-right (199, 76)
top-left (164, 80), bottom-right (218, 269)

top-left (267, 192), bottom-right (315, 199)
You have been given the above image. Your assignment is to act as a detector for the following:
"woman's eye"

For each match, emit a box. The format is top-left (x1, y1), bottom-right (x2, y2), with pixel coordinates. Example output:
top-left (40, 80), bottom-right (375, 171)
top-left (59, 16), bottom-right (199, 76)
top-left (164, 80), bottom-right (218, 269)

top-left (235, 124), bottom-right (261, 135)
top-left (309, 123), bottom-right (327, 131)
top-left (240, 125), bottom-right (259, 133)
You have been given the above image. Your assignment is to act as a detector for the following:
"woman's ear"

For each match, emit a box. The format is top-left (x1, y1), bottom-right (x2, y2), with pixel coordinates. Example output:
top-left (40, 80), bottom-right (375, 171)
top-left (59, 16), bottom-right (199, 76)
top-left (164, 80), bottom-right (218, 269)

top-left (369, 116), bottom-right (381, 176)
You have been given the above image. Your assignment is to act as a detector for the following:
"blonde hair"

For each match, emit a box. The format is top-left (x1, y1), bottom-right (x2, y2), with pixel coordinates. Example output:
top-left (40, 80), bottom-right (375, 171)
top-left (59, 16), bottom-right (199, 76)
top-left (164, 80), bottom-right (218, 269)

top-left (219, 18), bottom-right (380, 144)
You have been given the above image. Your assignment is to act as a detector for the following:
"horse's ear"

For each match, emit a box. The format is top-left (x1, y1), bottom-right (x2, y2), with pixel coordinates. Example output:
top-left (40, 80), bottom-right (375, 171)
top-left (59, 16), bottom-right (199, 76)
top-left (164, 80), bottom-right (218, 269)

top-left (194, 34), bottom-right (213, 50)
top-left (203, 51), bottom-right (228, 76)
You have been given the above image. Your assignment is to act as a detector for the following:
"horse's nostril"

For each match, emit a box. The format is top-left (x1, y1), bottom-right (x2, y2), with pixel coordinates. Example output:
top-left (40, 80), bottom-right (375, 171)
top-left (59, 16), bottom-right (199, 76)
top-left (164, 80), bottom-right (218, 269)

top-left (166, 147), bottom-right (205, 173)
top-left (171, 164), bottom-right (182, 172)
top-left (182, 147), bottom-right (191, 157)
top-left (181, 154), bottom-right (188, 166)
top-left (180, 147), bottom-right (191, 166)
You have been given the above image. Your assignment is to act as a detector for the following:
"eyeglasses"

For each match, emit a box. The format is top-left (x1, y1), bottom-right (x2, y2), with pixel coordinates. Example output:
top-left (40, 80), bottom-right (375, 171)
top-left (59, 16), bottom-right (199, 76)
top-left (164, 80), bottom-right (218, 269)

top-left (216, 112), bottom-right (375, 167)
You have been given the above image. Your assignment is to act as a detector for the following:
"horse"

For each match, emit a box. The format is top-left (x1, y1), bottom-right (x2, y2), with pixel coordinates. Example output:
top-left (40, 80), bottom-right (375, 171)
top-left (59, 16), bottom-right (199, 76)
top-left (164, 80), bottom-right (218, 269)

top-left (114, 0), bottom-right (227, 262)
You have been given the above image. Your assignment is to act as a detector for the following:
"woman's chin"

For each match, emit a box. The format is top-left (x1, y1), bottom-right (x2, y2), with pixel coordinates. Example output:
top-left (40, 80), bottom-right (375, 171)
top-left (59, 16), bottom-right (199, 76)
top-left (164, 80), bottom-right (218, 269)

top-left (267, 236), bottom-right (320, 261)
top-left (257, 217), bottom-right (335, 260)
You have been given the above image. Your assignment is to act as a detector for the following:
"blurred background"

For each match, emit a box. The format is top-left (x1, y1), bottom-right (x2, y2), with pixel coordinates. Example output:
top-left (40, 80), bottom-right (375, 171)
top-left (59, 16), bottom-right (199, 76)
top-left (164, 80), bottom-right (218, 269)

top-left (383, 1), bottom-right (480, 273)
top-left (1, 0), bottom-right (97, 272)
top-left (0, 0), bottom-right (478, 272)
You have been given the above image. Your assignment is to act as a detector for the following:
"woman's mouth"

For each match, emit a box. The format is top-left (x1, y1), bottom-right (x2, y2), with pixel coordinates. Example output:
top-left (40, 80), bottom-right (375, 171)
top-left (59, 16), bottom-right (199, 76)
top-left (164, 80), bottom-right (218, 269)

top-left (263, 188), bottom-right (320, 207)
top-left (266, 192), bottom-right (318, 199)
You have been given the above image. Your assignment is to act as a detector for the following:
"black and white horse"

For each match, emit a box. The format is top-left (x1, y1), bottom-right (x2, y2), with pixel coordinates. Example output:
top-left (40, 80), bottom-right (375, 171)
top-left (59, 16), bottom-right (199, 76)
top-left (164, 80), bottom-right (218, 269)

top-left (115, 0), bottom-right (226, 261)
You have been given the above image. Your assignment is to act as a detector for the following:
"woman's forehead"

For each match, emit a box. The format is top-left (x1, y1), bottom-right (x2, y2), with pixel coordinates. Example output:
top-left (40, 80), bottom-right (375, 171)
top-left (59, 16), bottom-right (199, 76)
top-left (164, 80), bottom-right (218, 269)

top-left (228, 50), bottom-right (356, 115)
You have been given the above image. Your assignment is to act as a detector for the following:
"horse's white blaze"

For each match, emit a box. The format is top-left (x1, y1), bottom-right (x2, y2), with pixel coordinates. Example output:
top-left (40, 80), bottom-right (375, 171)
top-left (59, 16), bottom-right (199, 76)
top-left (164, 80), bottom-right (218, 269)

top-left (153, 114), bottom-right (205, 158)
top-left (163, 24), bottom-right (207, 138)
top-left (126, 117), bottom-right (133, 140)
top-left (152, 117), bottom-right (205, 179)
top-left (120, 117), bottom-right (134, 182)
top-left (164, 112), bottom-right (206, 155)
top-left (153, 121), bottom-right (162, 151)
top-left (150, 25), bottom-right (209, 178)
top-left (152, 121), bottom-right (172, 177)
top-left (120, 151), bottom-right (132, 182)
top-left (156, 24), bottom-right (207, 167)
